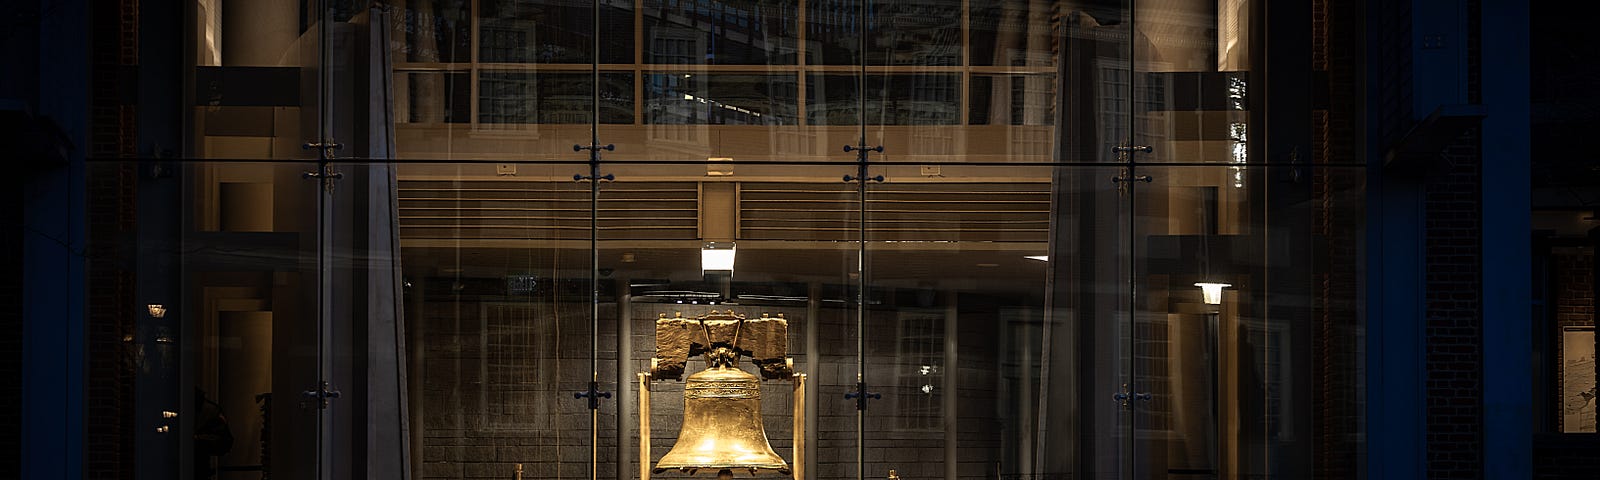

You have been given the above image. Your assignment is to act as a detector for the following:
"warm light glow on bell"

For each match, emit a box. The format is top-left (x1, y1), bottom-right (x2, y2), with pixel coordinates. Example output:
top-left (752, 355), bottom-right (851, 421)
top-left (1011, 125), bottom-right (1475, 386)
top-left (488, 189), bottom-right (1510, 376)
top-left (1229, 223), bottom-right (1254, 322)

top-left (146, 304), bottom-right (167, 318)
top-left (1194, 282), bottom-right (1232, 305)
top-left (701, 242), bottom-right (736, 274)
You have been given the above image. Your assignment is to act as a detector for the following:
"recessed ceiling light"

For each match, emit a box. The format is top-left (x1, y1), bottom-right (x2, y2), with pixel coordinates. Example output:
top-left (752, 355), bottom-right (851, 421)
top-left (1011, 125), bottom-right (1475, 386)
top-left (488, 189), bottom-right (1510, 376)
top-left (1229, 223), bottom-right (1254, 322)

top-left (1024, 255), bottom-right (1048, 262)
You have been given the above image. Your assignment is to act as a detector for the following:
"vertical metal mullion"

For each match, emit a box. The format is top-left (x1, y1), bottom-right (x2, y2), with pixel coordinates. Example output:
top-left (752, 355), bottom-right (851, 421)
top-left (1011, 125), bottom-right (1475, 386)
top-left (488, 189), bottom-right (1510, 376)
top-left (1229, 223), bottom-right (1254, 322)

top-left (1124, 2), bottom-right (1142, 480)
top-left (588, 3), bottom-right (604, 480)
top-left (959, 0), bottom-right (969, 126)
top-left (616, 278), bottom-right (633, 480)
top-left (854, 2), bottom-right (870, 480)
top-left (943, 291), bottom-right (959, 480)
top-left (805, 282), bottom-right (822, 480)
top-left (314, 2), bottom-right (334, 480)
top-left (634, 0), bottom-right (644, 126)
top-left (470, 0), bottom-right (481, 128)
top-left (797, 0), bottom-right (808, 128)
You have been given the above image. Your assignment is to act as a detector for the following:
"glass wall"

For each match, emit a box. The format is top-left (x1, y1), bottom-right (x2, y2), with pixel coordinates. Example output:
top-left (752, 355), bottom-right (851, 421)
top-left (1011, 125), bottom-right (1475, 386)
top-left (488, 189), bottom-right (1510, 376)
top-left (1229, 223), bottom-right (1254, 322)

top-left (86, 1), bottom-right (1366, 480)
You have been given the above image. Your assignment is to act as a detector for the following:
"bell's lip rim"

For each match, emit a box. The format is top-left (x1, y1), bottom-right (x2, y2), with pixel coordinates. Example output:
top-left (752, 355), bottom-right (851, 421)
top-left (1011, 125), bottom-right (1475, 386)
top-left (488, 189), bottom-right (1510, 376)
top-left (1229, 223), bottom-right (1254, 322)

top-left (686, 366), bottom-right (761, 379)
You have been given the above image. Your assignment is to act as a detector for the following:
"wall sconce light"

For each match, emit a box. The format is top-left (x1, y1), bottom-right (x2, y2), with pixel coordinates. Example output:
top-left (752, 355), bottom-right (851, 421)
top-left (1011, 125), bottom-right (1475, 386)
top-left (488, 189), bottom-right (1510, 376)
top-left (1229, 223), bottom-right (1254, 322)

top-left (1194, 282), bottom-right (1232, 305)
top-left (702, 242), bottom-right (736, 275)
top-left (146, 304), bottom-right (167, 318)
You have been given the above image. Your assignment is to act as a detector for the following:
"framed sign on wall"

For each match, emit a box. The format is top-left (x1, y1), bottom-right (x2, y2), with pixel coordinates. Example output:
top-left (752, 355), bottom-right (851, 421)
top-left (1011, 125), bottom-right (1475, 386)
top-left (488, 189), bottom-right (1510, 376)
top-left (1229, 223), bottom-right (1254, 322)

top-left (1562, 326), bottom-right (1597, 433)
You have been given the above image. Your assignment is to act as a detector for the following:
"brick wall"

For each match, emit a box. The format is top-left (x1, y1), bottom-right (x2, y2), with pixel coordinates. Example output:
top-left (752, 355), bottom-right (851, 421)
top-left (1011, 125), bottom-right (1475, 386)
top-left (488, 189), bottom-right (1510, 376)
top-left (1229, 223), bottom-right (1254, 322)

top-left (1534, 246), bottom-right (1600, 479)
top-left (84, 0), bottom-right (141, 478)
top-left (1549, 247), bottom-right (1594, 433)
top-left (1533, 435), bottom-right (1600, 479)
top-left (1423, 130), bottom-right (1484, 479)
top-left (1552, 248), bottom-right (1594, 330)
top-left (1312, 0), bottom-right (1366, 478)
top-left (0, 139), bottom-right (22, 480)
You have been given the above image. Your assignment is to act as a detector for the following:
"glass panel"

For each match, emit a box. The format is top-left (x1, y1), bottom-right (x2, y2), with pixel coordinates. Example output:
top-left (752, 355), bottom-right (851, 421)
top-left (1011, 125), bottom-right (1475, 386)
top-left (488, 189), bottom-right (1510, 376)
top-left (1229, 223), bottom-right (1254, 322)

top-left (969, 0), bottom-right (1056, 67)
top-left (807, 0), bottom-right (961, 66)
top-left (81, 160), bottom-right (329, 478)
top-left (390, 0), bottom-right (473, 63)
top-left (478, 72), bottom-right (634, 125)
top-left (859, 165), bottom-right (1132, 480)
top-left (644, 74), bottom-right (800, 125)
top-left (642, 0), bottom-right (801, 65)
top-left (1132, 0), bottom-right (1252, 164)
top-left (611, 0), bottom-right (838, 163)
top-left (804, 0), bottom-right (864, 66)
top-left (479, 0), bottom-right (634, 64)
top-left (1130, 165), bottom-right (1366, 479)
top-left (806, 74), bottom-right (961, 126)
top-left (396, 71), bottom-right (473, 124)
top-left (186, 0), bottom-right (321, 160)
top-left (584, 163), bottom-right (860, 480)
top-left (392, 162), bottom-right (598, 480)
top-left (852, 0), bottom-right (1110, 166)
top-left (968, 74), bottom-right (1056, 126)
top-left (385, 1), bottom-right (624, 161)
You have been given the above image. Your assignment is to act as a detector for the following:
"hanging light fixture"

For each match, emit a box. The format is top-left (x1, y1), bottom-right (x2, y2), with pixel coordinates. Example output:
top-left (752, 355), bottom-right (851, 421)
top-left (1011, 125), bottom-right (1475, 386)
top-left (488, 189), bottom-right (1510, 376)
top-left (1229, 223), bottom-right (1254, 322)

top-left (701, 242), bottom-right (736, 275)
top-left (1191, 187), bottom-right (1230, 306)
top-left (1194, 282), bottom-right (1231, 305)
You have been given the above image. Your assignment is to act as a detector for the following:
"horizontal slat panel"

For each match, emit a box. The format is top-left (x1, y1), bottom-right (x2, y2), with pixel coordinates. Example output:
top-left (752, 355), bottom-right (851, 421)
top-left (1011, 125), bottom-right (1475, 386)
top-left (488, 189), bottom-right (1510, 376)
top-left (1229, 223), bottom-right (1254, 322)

top-left (398, 180), bottom-right (700, 241)
top-left (739, 182), bottom-right (1049, 242)
top-left (398, 179), bottom-right (1050, 243)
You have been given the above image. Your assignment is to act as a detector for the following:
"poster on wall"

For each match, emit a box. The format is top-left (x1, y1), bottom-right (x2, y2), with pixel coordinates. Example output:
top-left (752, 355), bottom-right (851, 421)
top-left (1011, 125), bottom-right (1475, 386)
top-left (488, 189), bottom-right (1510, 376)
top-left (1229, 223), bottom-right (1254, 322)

top-left (1563, 326), bottom-right (1597, 433)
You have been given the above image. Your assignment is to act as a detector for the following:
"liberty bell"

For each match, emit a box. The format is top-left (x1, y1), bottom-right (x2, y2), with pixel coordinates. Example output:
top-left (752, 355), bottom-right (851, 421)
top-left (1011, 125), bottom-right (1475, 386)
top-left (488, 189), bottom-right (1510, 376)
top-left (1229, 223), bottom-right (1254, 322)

top-left (640, 311), bottom-right (807, 480)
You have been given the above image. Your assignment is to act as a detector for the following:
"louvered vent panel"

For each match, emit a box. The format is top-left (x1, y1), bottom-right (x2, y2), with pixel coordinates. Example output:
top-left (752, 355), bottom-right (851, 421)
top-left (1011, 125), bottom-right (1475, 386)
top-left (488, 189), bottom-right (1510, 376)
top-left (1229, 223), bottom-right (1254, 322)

top-left (398, 180), bottom-right (700, 241)
top-left (740, 183), bottom-right (1050, 242)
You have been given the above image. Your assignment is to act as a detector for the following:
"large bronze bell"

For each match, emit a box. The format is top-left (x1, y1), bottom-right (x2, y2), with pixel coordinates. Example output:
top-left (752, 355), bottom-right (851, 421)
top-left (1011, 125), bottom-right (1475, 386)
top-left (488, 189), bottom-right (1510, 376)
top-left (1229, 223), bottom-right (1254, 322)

top-left (641, 311), bottom-right (806, 480)
top-left (654, 365), bottom-right (789, 475)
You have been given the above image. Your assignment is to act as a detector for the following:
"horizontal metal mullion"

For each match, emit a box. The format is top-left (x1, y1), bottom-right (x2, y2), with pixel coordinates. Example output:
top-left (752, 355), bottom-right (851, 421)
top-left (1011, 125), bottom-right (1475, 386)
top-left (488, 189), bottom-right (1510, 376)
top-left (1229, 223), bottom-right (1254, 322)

top-left (400, 200), bottom-right (699, 209)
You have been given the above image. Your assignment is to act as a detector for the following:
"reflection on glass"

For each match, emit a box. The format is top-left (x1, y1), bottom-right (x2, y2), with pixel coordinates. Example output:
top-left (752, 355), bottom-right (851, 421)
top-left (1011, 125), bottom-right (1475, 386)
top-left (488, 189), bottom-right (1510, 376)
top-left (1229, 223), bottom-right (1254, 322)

top-left (645, 74), bottom-right (798, 125)
top-left (479, 72), bottom-right (634, 124)
top-left (804, 0), bottom-right (861, 65)
top-left (643, 0), bottom-right (800, 65)
top-left (969, 0), bottom-right (1057, 67)
top-left (807, 74), bottom-right (961, 125)
top-left (399, 175), bottom-right (594, 480)
top-left (1131, 71), bottom-right (1251, 163)
top-left (969, 74), bottom-right (1056, 126)
top-left (479, 0), bottom-right (634, 64)
top-left (391, 0), bottom-right (472, 63)
top-left (1132, 0), bottom-right (1255, 164)
top-left (807, 0), bottom-right (962, 65)
top-left (396, 72), bottom-right (471, 124)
